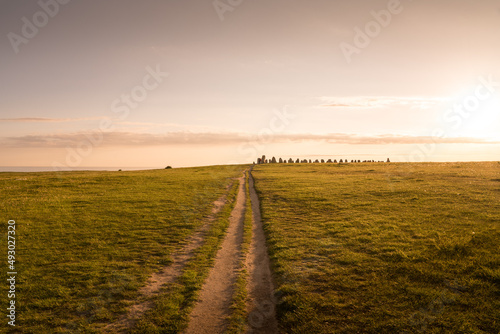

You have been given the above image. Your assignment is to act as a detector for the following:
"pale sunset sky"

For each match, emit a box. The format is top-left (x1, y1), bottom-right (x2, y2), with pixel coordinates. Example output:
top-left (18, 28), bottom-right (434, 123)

top-left (1, 0), bottom-right (500, 168)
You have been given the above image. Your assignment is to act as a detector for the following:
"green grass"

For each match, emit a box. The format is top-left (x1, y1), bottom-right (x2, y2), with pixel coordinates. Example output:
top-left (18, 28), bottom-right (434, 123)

top-left (227, 170), bottom-right (253, 334)
top-left (0, 165), bottom-right (246, 333)
top-left (2, 162), bottom-right (499, 333)
top-left (252, 162), bottom-right (500, 334)
top-left (131, 176), bottom-right (241, 333)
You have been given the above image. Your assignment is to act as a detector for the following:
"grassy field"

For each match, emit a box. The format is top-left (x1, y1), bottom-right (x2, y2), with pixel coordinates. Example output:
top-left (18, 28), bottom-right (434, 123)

top-left (252, 162), bottom-right (500, 334)
top-left (0, 165), bottom-right (246, 333)
top-left (2, 162), bottom-right (499, 333)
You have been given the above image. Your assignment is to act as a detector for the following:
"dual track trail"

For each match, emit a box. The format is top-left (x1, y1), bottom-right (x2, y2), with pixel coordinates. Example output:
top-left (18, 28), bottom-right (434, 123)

top-left (185, 170), bottom-right (278, 334)
top-left (245, 171), bottom-right (279, 334)
top-left (106, 169), bottom-right (277, 333)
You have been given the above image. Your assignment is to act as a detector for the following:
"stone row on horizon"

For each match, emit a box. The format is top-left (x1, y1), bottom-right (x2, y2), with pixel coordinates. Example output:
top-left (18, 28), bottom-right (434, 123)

top-left (255, 155), bottom-right (390, 164)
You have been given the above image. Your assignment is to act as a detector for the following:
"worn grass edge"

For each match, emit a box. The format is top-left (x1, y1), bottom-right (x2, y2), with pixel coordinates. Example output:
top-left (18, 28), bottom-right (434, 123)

top-left (129, 175), bottom-right (242, 333)
top-left (251, 166), bottom-right (291, 334)
top-left (252, 163), bottom-right (500, 334)
top-left (226, 170), bottom-right (253, 333)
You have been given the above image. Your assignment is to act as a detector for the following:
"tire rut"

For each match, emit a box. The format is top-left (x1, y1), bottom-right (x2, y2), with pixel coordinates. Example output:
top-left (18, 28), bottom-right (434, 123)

top-left (184, 174), bottom-right (247, 333)
top-left (104, 187), bottom-right (231, 333)
top-left (184, 169), bottom-right (278, 334)
top-left (246, 170), bottom-right (278, 334)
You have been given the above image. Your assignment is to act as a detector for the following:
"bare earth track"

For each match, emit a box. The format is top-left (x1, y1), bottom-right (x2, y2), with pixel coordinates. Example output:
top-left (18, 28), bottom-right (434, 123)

top-left (184, 175), bottom-right (247, 333)
top-left (185, 169), bottom-right (278, 334)
top-left (245, 171), bottom-right (278, 333)
top-left (106, 169), bottom-right (277, 333)
top-left (104, 190), bottom-right (229, 333)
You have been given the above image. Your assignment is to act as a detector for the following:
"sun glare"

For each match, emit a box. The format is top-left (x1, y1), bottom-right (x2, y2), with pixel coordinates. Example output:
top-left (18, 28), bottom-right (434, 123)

top-left (460, 96), bottom-right (500, 141)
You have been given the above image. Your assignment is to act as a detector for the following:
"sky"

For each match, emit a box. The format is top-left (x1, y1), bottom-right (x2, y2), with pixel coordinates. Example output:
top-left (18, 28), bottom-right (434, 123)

top-left (1, 0), bottom-right (500, 168)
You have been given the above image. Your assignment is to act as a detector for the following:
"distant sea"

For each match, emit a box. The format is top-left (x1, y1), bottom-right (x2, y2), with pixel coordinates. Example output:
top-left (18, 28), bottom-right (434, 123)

top-left (0, 166), bottom-right (157, 173)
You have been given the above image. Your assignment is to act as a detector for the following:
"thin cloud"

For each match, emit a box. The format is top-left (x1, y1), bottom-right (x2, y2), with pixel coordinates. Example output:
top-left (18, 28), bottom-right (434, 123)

top-left (1, 131), bottom-right (499, 148)
top-left (115, 121), bottom-right (223, 132)
top-left (319, 96), bottom-right (449, 109)
top-left (0, 132), bottom-right (248, 148)
top-left (0, 117), bottom-right (108, 123)
top-left (275, 133), bottom-right (499, 145)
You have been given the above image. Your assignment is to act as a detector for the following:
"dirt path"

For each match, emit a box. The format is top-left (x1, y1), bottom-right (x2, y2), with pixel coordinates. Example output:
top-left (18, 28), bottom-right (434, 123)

top-left (246, 170), bottom-right (278, 334)
top-left (106, 169), bottom-right (276, 333)
top-left (184, 174), bottom-right (247, 334)
top-left (104, 190), bottom-right (230, 333)
top-left (184, 170), bottom-right (278, 334)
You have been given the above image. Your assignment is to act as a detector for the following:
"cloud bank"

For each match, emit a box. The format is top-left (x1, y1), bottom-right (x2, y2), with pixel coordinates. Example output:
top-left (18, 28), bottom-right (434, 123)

top-left (1, 131), bottom-right (498, 148)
